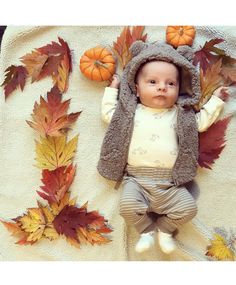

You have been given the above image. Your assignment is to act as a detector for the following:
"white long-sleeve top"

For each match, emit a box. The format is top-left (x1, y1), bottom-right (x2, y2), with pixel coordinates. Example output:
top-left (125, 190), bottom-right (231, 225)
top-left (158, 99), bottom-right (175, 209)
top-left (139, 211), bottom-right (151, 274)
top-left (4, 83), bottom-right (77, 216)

top-left (101, 87), bottom-right (225, 169)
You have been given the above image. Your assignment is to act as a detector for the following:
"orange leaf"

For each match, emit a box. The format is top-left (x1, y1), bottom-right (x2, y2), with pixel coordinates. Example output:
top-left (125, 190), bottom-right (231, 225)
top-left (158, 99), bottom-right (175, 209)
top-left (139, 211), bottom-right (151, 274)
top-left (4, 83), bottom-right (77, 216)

top-left (52, 54), bottom-right (70, 93)
top-left (27, 86), bottom-right (81, 137)
top-left (113, 26), bottom-right (147, 68)
top-left (1, 65), bottom-right (28, 99)
top-left (0, 220), bottom-right (32, 245)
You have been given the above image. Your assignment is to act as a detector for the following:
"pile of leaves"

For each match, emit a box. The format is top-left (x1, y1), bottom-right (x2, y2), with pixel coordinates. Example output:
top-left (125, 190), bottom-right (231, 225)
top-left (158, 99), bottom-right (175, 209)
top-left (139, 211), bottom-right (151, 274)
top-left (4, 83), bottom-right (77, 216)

top-left (1, 39), bottom-right (112, 248)
top-left (1, 37), bottom-right (72, 99)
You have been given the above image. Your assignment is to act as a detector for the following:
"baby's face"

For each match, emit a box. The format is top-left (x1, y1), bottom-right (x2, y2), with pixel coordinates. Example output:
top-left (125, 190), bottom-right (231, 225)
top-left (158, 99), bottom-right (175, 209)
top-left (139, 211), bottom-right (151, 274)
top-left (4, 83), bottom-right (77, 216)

top-left (135, 61), bottom-right (179, 109)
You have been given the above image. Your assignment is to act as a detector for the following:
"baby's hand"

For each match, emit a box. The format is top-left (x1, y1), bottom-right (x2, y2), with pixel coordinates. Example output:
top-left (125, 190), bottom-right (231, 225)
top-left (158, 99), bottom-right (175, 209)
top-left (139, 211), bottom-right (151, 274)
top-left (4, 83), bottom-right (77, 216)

top-left (213, 86), bottom-right (229, 102)
top-left (109, 74), bottom-right (120, 89)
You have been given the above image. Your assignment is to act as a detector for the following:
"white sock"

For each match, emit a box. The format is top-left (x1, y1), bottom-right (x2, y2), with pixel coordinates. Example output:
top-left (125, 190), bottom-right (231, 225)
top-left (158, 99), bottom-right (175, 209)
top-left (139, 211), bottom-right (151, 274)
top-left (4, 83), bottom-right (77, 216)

top-left (135, 231), bottom-right (155, 253)
top-left (157, 230), bottom-right (176, 254)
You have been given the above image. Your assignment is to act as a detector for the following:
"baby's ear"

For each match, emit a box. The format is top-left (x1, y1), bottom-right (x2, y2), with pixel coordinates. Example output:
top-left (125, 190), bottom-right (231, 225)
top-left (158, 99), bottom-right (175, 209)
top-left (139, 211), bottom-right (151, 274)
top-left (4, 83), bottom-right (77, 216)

top-left (177, 45), bottom-right (194, 62)
top-left (130, 40), bottom-right (148, 58)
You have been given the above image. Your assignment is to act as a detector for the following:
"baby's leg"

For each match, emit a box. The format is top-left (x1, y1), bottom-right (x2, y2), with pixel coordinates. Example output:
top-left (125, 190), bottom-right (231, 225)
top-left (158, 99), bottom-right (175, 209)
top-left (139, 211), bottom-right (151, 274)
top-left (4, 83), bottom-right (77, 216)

top-left (152, 185), bottom-right (198, 234)
top-left (119, 178), bottom-right (154, 234)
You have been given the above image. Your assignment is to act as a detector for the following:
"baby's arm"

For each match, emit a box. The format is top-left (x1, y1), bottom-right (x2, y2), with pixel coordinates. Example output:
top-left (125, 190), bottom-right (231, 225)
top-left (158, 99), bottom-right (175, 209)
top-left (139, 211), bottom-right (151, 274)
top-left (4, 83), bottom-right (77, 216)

top-left (196, 87), bottom-right (227, 132)
top-left (101, 75), bottom-right (120, 124)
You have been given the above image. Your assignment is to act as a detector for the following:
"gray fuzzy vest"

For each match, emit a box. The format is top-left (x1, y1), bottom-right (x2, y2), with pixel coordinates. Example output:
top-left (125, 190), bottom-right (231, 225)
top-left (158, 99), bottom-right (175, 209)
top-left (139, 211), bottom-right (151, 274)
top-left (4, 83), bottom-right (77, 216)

top-left (97, 42), bottom-right (201, 187)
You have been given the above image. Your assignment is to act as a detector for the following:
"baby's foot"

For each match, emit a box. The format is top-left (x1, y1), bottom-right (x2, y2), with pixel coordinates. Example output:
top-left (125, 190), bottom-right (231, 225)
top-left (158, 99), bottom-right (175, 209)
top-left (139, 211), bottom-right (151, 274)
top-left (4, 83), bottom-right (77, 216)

top-left (135, 231), bottom-right (155, 253)
top-left (157, 231), bottom-right (176, 254)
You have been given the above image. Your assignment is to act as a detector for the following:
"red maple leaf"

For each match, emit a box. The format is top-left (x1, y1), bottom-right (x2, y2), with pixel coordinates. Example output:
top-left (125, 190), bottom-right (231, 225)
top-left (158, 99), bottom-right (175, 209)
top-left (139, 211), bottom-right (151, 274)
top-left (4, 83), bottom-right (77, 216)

top-left (1, 65), bottom-right (28, 99)
top-left (193, 39), bottom-right (225, 74)
top-left (37, 164), bottom-right (76, 204)
top-left (198, 116), bottom-right (232, 169)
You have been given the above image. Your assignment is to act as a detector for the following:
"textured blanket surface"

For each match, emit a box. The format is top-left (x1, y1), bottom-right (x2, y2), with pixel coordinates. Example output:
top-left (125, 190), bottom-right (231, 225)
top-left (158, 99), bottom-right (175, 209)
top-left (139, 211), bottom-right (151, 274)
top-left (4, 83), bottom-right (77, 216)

top-left (0, 26), bottom-right (236, 261)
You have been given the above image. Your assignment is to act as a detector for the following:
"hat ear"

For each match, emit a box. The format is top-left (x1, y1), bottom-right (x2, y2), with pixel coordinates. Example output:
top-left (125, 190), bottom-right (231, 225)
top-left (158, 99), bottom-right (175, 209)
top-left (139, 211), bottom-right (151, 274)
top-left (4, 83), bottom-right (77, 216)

top-left (177, 45), bottom-right (194, 62)
top-left (130, 40), bottom-right (148, 58)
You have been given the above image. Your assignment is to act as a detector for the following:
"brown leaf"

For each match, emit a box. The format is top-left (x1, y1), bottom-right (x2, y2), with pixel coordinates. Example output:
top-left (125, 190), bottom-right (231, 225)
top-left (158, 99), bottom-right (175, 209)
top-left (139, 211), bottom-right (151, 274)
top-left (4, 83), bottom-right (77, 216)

top-left (53, 204), bottom-right (112, 246)
top-left (195, 59), bottom-right (223, 111)
top-left (27, 86), bottom-right (80, 137)
top-left (37, 164), bottom-right (76, 204)
top-left (113, 26), bottom-right (147, 68)
top-left (1, 65), bottom-right (28, 99)
top-left (193, 38), bottom-right (225, 74)
top-left (198, 116), bottom-right (232, 169)
top-left (20, 51), bottom-right (48, 82)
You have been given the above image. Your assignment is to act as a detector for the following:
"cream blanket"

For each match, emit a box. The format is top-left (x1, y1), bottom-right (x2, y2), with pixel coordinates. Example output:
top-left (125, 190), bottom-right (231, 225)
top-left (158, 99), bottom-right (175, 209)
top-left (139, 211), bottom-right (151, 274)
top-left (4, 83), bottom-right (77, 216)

top-left (0, 26), bottom-right (236, 261)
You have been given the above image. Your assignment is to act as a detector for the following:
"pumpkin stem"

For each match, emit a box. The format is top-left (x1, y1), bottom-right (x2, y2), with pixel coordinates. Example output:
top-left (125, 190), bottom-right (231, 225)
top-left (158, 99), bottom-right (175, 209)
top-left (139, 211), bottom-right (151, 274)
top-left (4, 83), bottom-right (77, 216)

top-left (179, 27), bottom-right (184, 36)
top-left (94, 60), bottom-right (108, 69)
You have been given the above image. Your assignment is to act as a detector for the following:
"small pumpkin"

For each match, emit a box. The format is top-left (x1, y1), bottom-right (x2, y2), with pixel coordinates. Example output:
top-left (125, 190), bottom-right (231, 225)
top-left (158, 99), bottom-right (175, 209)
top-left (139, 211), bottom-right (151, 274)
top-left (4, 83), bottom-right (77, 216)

top-left (166, 26), bottom-right (196, 48)
top-left (80, 46), bottom-right (116, 81)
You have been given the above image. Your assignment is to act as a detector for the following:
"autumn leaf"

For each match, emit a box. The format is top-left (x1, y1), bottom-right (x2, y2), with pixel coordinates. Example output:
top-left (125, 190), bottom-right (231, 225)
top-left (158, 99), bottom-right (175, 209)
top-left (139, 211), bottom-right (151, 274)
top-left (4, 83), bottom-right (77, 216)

top-left (36, 37), bottom-right (72, 92)
top-left (195, 59), bottom-right (223, 111)
top-left (0, 220), bottom-right (32, 245)
top-left (50, 192), bottom-right (77, 216)
top-left (206, 234), bottom-right (235, 261)
top-left (53, 204), bottom-right (112, 247)
top-left (113, 26), bottom-right (147, 68)
top-left (26, 86), bottom-right (81, 137)
top-left (1, 205), bottom-right (58, 244)
top-left (37, 37), bottom-right (72, 72)
top-left (20, 51), bottom-right (48, 83)
top-left (198, 116), bottom-right (232, 169)
top-left (193, 38), bottom-right (225, 74)
top-left (37, 164), bottom-right (76, 204)
top-left (35, 134), bottom-right (78, 170)
top-left (52, 54), bottom-right (70, 93)
top-left (1, 65), bottom-right (28, 99)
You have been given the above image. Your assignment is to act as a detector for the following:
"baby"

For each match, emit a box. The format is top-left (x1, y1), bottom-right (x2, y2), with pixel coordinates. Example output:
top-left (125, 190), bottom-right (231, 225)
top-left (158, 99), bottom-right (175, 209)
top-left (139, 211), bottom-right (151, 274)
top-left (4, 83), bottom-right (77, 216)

top-left (97, 41), bottom-right (226, 254)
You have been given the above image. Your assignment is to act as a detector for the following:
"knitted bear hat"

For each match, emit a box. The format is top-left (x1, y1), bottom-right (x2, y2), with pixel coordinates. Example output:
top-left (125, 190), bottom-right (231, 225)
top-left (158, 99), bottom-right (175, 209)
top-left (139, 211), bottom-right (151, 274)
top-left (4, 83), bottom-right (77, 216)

top-left (124, 41), bottom-right (201, 107)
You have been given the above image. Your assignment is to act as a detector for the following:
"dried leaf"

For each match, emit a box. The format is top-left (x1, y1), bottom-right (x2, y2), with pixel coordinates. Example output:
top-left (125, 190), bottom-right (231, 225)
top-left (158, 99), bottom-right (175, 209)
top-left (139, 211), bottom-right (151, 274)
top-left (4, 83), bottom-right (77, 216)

top-left (35, 135), bottom-right (78, 170)
top-left (20, 51), bottom-right (48, 82)
top-left (1, 65), bottom-right (28, 99)
top-left (53, 204), bottom-right (112, 247)
top-left (27, 86), bottom-right (80, 137)
top-left (195, 59), bottom-right (223, 111)
top-left (37, 164), bottom-right (76, 204)
top-left (113, 26), bottom-right (147, 68)
top-left (50, 192), bottom-right (77, 216)
top-left (206, 234), bottom-right (235, 261)
top-left (193, 38), bottom-right (225, 74)
top-left (198, 116), bottom-right (232, 169)
top-left (52, 54), bottom-right (70, 93)
top-left (0, 220), bottom-right (32, 245)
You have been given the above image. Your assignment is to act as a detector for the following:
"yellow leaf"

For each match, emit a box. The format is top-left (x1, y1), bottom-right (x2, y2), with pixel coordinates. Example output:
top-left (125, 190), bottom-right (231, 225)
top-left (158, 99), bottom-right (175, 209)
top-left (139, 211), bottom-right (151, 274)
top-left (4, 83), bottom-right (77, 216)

top-left (52, 54), bottom-right (69, 93)
top-left (35, 135), bottom-right (78, 170)
top-left (43, 226), bottom-right (59, 240)
top-left (206, 234), bottom-right (235, 261)
top-left (19, 208), bottom-right (46, 242)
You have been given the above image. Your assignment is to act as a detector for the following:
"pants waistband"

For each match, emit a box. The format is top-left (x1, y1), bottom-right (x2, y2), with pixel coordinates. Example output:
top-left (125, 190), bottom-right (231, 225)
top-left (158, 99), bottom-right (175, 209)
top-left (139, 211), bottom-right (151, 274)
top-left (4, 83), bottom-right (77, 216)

top-left (126, 165), bottom-right (173, 180)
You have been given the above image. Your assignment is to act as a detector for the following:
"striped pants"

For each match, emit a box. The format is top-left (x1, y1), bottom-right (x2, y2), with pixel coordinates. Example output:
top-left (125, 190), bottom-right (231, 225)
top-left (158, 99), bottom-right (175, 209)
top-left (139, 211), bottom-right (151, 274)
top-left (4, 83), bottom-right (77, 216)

top-left (119, 165), bottom-right (198, 234)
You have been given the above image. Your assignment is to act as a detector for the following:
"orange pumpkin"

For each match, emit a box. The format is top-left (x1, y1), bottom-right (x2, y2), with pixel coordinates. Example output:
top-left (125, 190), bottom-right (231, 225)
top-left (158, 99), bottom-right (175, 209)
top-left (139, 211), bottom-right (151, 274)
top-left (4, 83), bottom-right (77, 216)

top-left (80, 46), bottom-right (116, 81)
top-left (166, 26), bottom-right (196, 48)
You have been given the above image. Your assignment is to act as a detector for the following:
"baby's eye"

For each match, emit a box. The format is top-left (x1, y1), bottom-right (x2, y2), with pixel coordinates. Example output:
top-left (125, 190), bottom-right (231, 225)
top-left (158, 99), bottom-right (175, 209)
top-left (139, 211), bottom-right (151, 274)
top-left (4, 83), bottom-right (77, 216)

top-left (150, 80), bottom-right (156, 84)
top-left (168, 82), bottom-right (175, 86)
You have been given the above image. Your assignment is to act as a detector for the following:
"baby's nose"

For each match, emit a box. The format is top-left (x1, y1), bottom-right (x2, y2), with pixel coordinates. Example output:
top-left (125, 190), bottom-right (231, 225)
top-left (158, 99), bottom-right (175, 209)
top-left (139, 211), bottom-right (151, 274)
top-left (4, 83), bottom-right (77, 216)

top-left (157, 84), bottom-right (166, 91)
